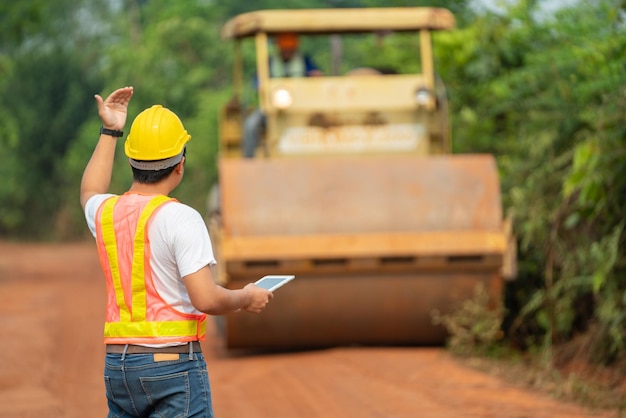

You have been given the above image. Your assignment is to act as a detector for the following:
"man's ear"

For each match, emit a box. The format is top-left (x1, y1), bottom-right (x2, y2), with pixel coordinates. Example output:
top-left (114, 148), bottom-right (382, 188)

top-left (175, 157), bottom-right (185, 173)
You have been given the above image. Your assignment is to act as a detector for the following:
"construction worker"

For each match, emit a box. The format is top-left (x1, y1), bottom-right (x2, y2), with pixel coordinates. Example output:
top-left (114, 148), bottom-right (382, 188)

top-left (243, 32), bottom-right (322, 157)
top-left (80, 86), bottom-right (272, 417)
top-left (269, 32), bottom-right (323, 78)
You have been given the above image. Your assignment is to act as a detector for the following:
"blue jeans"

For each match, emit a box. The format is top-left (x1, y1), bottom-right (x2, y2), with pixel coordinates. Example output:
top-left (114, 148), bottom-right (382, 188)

top-left (104, 351), bottom-right (213, 418)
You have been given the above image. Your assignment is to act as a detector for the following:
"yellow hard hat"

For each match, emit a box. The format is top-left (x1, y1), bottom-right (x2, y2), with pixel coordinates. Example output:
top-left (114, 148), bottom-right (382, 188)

top-left (125, 105), bottom-right (191, 166)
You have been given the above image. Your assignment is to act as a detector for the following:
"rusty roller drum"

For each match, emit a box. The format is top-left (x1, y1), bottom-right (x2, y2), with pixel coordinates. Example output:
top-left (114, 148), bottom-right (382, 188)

top-left (213, 154), bottom-right (508, 349)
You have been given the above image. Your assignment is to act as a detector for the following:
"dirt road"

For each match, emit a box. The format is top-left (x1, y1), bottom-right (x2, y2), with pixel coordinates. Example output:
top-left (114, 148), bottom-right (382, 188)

top-left (0, 242), bottom-right (616, 417)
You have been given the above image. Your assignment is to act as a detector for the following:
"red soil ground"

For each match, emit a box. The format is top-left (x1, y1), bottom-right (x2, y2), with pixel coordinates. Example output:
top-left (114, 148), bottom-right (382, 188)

top-left (0, 242), bottom-right (618, 417)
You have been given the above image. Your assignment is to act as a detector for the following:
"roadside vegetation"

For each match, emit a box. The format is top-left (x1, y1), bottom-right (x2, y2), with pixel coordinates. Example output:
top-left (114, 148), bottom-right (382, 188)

top-left (1, 0), bottom-right (624, 411)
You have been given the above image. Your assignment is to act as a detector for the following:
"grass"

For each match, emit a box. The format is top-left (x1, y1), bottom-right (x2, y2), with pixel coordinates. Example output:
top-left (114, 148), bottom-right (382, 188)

top-left (432, 284), bottom-right (626, 415)
top-left (454, 344), bottom-right (626, 415)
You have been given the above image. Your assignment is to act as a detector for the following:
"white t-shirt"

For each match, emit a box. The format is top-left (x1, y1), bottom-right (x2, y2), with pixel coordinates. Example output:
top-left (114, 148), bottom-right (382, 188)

top-left (85, 194), bottom-right (216, 317)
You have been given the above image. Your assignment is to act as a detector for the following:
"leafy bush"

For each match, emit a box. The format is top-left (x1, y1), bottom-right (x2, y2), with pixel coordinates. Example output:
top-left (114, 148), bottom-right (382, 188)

top-left (432, 283), bottom-right (505, 355)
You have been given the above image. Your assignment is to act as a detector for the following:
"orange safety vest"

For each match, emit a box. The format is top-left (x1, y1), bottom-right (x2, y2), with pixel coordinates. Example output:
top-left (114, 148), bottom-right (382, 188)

top-left (95, 193), bottom-right (206, 345)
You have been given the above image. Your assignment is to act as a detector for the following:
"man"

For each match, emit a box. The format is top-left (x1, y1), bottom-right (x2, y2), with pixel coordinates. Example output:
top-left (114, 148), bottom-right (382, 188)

top-left (269, 32), bottom-right (323, 78)
top-left (80, 86), bottom-right (272, 417)
top-left (243, 32), bottom-right (322, 157)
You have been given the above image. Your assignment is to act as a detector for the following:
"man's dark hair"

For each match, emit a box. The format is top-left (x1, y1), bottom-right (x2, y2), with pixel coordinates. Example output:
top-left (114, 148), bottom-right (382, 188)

top-left (131, 148), bottom-right (186, 184)
top-left (131, 165), bottom-right (177, 184)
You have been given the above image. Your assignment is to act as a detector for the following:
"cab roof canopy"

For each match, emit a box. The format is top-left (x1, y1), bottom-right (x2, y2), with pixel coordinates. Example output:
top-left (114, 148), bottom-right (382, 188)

top-left (221, 7), bottom-right (455, 39)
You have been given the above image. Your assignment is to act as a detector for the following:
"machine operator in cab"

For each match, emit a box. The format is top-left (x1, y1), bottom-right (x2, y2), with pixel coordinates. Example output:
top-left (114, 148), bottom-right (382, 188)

top-left (243, 32), bottom-right (322, 157)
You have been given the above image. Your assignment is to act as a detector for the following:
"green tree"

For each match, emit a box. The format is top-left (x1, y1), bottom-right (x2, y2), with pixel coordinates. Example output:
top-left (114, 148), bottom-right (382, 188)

top-left (0, 0), bottom-right (110, 239)
top-left (447, 0), bottom-right (625, 363)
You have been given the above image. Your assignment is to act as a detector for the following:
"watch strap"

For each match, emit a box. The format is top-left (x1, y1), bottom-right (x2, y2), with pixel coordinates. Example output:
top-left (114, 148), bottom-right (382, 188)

top-left (100, 126), bottom-right (124, 137)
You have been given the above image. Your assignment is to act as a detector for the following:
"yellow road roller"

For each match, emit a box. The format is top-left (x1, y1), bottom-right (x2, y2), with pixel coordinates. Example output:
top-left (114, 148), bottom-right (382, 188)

top-left (210, 7), bottom-right (516, 349)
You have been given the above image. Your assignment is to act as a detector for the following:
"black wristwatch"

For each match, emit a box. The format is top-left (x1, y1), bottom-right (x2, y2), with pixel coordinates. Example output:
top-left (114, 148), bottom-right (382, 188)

top-left (100, 126), bottom-right (124, 137)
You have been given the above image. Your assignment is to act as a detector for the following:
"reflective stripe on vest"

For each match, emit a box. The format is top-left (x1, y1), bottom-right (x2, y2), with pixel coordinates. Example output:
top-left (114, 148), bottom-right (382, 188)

top-left (270, 51), bottom-right (306, 77)
top-left (96, 194), bottom-right (206, 344)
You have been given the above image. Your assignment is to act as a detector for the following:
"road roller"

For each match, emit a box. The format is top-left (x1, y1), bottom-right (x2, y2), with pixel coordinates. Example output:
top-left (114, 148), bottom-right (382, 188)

top-left (209, 7), bottom-right (517, 349)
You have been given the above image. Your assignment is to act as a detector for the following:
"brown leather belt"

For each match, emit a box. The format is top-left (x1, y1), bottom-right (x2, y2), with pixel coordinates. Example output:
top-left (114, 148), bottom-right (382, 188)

top-left (106, 341), bottom-right (202, 354)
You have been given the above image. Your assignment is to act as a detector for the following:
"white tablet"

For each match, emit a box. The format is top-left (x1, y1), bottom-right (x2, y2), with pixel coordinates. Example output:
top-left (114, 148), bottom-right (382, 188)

top-left (254, 275), bottom-right (295, 292)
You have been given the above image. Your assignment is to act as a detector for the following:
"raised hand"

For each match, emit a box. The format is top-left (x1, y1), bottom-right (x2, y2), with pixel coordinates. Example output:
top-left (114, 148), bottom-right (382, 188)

top-left (94, 86), bottom-right (134, 130)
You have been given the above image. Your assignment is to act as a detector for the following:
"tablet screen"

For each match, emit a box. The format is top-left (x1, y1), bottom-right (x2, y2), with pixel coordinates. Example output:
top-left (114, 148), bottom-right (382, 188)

top-left (255, 275), bottom-right (295, 291)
